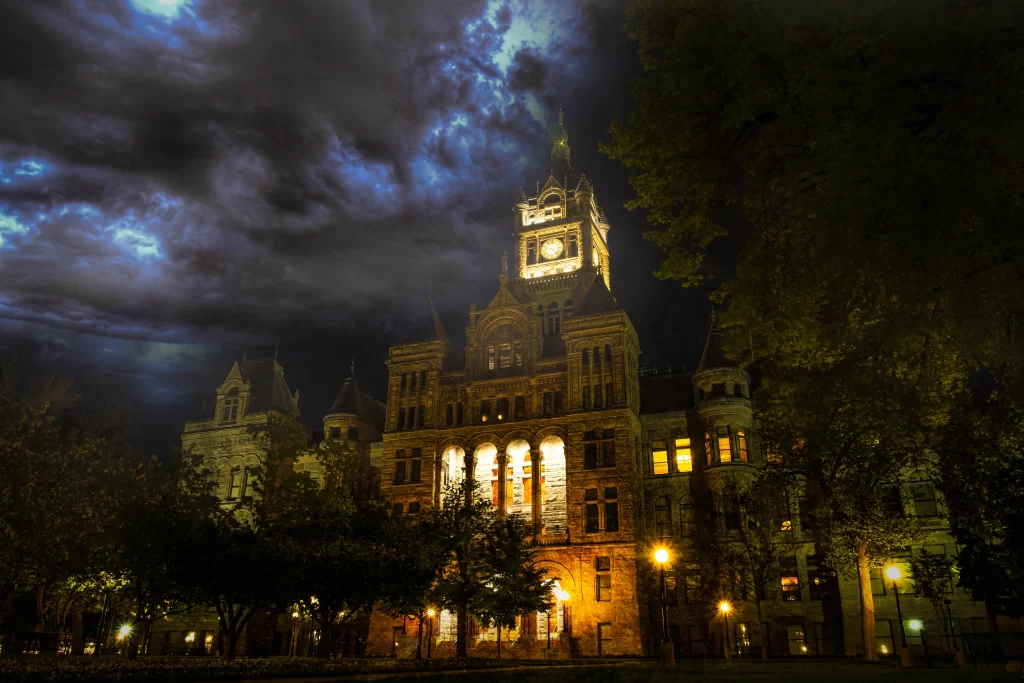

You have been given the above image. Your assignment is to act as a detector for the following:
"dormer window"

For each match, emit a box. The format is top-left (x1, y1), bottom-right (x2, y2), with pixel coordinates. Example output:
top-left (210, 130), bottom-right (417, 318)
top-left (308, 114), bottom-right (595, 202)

top-left (222, 388), bottom-right (240, 423)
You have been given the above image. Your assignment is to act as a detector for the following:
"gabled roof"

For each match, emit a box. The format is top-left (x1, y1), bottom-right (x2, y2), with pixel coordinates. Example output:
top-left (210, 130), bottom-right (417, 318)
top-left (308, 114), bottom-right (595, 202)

top-left (576, 276), bottom-right (618, 315)
top-left (326, 375), bottom-right (386, 431)
top-left (697, 314), bottom-right (734, 372)
top-left (236, 357), bottom-right (300, 416)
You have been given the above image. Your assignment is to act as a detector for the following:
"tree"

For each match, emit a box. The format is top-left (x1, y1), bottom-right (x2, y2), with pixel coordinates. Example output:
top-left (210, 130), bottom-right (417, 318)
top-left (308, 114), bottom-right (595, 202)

top-left (706, 470), bottom-right (800, 660)
top-left (909, 548), bottom-right (959, 647)
top-left (475, 515), bottom-right (552, 658)
top-left (605, 1), bottom-right (1024, 651)
top-left (112, 451), bottom-right (218, 658)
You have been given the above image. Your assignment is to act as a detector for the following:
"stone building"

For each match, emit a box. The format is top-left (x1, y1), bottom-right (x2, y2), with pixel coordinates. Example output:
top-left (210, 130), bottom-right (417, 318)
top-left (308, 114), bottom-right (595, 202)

top-left (154, 356), bottom-right (385, 657)
top-left (366, 118), bottom-right (1020, 659)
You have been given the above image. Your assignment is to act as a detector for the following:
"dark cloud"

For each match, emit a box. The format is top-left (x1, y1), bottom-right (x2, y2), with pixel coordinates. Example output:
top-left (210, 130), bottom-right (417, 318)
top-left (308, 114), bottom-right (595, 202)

top-left (0, 0), bottom-right (711, 452)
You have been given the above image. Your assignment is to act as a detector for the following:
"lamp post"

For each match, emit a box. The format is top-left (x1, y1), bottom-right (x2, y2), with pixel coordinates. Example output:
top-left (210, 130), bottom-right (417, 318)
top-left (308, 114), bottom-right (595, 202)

top-left (654, 547), bottom-right (675, 669)
top-left (426, 609), bottom-right (435, 659)
top-left (909, 620), bottom-right (929, 668)
top-left (719, 601), bottom-right (733, 660)
top-left (885, 566), bottom-right (914, 668)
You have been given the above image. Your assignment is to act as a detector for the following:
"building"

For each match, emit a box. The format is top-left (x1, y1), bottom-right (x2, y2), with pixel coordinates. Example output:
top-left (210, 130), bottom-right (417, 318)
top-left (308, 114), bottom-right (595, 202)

top-left (155, 356), bottom-right (385, 657)
top-left (366, 116), bottom-right (1020, 659)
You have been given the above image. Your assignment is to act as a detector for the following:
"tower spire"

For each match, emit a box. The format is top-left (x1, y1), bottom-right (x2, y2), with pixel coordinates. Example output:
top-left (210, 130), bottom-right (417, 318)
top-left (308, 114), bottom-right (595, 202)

top-left (350, 355), bottom-right (355, 378)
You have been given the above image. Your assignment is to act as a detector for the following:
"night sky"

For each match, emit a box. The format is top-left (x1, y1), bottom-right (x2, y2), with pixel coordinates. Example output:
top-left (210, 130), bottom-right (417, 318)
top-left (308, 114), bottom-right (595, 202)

top-left (0, 0), bottom-right (713, 454)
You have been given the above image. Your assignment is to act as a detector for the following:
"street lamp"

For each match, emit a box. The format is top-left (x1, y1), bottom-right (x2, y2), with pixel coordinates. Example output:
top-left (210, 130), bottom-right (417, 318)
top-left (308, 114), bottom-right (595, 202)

top-left (885, 565), bottom-right (914, 668)
top-left (555, 588), bottom-right (571, 633)
top-left (719, 601), bottom-right (733, 660)
top-left (426, 609), bottom-right (436, 658)
top-left (654, 547), bottom-right (675, 669)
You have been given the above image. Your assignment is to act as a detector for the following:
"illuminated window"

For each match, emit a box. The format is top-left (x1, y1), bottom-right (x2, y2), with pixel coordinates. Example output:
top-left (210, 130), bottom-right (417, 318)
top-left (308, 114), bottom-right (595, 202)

top-left (498, 345), bottom-right (512, 369)
top-left (718, 428), bottom-right (732, 462)
top-left (674, 438), bottom-right (692, 472)
top-left (487, 346), bottom-right (496, 371)
top-left (568, 233), bottom-right (578, 257)
top-left (523, 462), bottom-right (532, 506)
top-left (652, 441), bottom-right (669, 475)
top-left (527, 241), bottom-right (537, 264)
top-left (787, 624), bottom-right (807, 655)
top-left (243, 469), bottom-right (254, 498)
top-left (496, 397), bottom-right (509, 420)
top-left (737, 429), bottom-right (749, 462)
top-left (780, 557), bottom-right (800, 600)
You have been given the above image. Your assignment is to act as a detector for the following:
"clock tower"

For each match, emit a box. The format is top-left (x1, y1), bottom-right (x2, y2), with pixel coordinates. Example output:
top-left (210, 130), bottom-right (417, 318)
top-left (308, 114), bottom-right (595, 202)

top-left (514, 110), bottom-right (611, 293)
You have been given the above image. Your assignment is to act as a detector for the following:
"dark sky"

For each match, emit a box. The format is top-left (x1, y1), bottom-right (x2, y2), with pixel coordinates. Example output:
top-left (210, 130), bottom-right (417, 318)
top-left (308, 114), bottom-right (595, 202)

top-left (0, 0), bottom-right (712, 453)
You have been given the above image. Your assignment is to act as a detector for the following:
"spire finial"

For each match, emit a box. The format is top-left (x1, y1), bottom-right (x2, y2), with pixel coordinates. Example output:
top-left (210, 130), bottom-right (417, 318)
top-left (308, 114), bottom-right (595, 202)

top-left (558, 107), bottom-right (564, 128)
top-left (350, 355), bottom-right (355, 377)
top-left (274, 342), bottom-right (279, 364)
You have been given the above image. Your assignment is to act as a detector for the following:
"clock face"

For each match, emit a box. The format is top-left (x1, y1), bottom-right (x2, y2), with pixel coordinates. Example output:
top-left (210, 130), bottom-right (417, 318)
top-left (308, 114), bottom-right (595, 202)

top-left (540, 238), bottom-right (564, 260)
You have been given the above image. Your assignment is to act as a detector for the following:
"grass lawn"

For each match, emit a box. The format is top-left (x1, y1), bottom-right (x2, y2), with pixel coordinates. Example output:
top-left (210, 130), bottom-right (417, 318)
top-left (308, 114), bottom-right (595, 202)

top-left (389, 660), bottom-right (1021, 683)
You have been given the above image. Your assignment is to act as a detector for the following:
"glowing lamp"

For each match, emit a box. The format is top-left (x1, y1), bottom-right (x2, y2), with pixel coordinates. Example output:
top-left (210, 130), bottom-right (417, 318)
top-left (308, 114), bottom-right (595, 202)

top-left (427, 608), bottom-right (436, 617)
top-left (117, 624), bottom-right (132, 641)
top-left (718, 601), bottom-right (732, 614)
top-left (291, 611), bottom-right (299, 619)
top-left (908, 619), bottom-right (923, 631)
top-left (654, 548), bottom-right (669, 565)
top-left (184, 632), bottom-right (195, 643)
top-left (556, 589), bottom-right (571, 602)
top-left (885, 566), bottom-right (902, 581)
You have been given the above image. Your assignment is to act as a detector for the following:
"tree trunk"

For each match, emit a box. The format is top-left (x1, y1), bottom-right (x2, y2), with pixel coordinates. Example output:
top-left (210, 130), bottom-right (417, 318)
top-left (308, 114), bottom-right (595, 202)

top-left (756, 599), bottom-right (767, 660)
top-left (984, 591), bottom-right (1000, 634)
top-left (857, 542), bottom-right (877, 661)
top-left (416, 616), bottom-right (423, 660)
top-left (35, 584), bottom-right (45, 632)
top-left (71, 610), bottom-right (84, 656)
top-left (497, 625), bottom-right (502, 659)
top-left (93, 591), bottom-right (110, 657)
top-left (126, 625), bottom-right (143, 660)
top-left (455, 606), bottom-right (468, 658)
top-left (227, 630), bottom-right (240, 660)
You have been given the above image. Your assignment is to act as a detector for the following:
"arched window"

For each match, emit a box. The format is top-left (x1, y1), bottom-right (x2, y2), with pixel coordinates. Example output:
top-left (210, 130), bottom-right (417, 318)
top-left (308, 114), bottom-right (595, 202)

top-left (473, 443), bottom-right (498, 507)
top-left (539, 436), bottom-right (567, 533)
top-left (222, 387), bottom-right (240, 423)
top-left (680, 495), bottom-right (696, 536)
top-left (581, 348), bottom-right (590, 368)
top-left (545, 193), bottom-right (561, 206)
top-left (910, 471), bottom-right (939, 518)
top-left (655, 496), bottom-right (673, 538)
top-left (604, 344), bottom-right (612, 364)
top-left (547, 303), bottom-right (561, 336)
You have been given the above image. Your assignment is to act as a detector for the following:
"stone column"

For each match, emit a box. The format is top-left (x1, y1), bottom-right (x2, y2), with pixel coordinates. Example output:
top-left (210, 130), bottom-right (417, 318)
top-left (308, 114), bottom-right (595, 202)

top-left (433, 453), bottom-right (444, 508)
top-left (497, 452), bottom-right (508, 518)
top-left (530, 448), bottom-right (542, 538)
top-left (464, 449), bottom-right (476, 506)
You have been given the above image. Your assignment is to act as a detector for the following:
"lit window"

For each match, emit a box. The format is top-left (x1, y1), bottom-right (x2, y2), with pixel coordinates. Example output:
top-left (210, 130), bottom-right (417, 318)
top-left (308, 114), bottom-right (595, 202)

top-left (229, 468), bottom-right (242, 499)
top-left (487, 346), bottom-right (496, 370)
top-left (674, 438), bottom-right (692, 472)
top-left (523, 462), bottom-right (532, 506)
top-left (653, 441), bottom-right (669, 475)
top-left (499, 346), bottom-right (512, 369)
top-left (737, 429), bottom-right (749, 462)
top-left (718, 429), bottom-right (732, 462)
top-left (780, 520), bottom-right (792, 531)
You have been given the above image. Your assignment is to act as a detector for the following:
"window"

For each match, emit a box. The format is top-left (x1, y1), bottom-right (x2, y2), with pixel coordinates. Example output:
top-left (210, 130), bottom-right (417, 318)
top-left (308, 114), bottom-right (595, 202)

top-left (593, 383), bottom-right (603, 409)
top-left (807, 555), bottom-right (828, 601)
top-left (543, 392), bottom-right (553, 416)
top-left (883, 486), bottom-right (904, 515)
top-left (723, 492), bottom-right (740, 531)
top-left (456, 402), bottom-right (464, 424)
top-left (911, 477), bottom-right (938, 517)
top-left (498, 345), bottom-right (512, 369)
top-left (480, 400), bottom-right (491, 423)
top-left (514, 396), bottom-right (526, 420)
top-left (605, 382), bottom-right (614, 406)
top-left (597, 623), bottom-right (612, 656)
top-left (787, 624), bottom-right (807, 655)
top-left (394, 461), bottom-right (407, 485)
top-left (582, 385), bottom-right (591, 410)
top-left (655, 496), bottom-right (672, 538)
top-left (547, 303), bottom-right (560, 336)
top-left (514, 344), bottom-right (523, 367)
top-left (392, 503), bottom-right (403, 516)
top-left (781, 557), bottom-right (801, 601)
top-left (736, 429), bottom-right (749, 462)
top-left (674, 438), bottom-right (692, 472)
top-left (554, 391), bottom-right (563, 414)
top-left (606, 493), bottom-right (619, 533)
top-left (527, 241), bottom-right (536, 264)
top-left (585, 488), bottom-right (600, 533)
top-left (410, 459), bottom-right (421, 484)
top-left (735, 623), bottom-right (751, 656)
top-left (406, 406), bottom-right (415, 430)
top-left (397, 408), bottom-right (406, 430)
top-left (487, 346), bottom-right (496, 370)
top-left (563, 299), bottom-right (574, 319)
top-left (815, 623), bottom-right (835, 656)
top-left (652, 441), bottom-right (669, 475)
top-left (445, 404), bottom-right (453, 425)
top-left (416, 406), bottom-right (424, 428)
top-left (717, 427), bottom-right (733, 462)
top-left (602, 430), bottom-right (616, 466)
top-left (243, 469), bottom-right (254, 498)
top-left (496, 397), bottom-right (509, 421)
top-left (870, 567), bottom-right (886, 596)
top-left (875, 620), bottom-right (894, 656)
top-left (596, 558), bottom-right (612, 601)
top-left (705, 432), bottom-right (713, 465)
top-left (222, 391), bottom-right (240, 423)
top-left (408, 502), bottom-right (420, 514)
top-left (604, 344), bottom-right (612, 364)
top-left (568, 234), bottom-right (578, 257)
top-left (347, 426), bottom-right (359, 440)
top-left (401, 374), bottom-right (408, 390)
top-left (229, 468), bottom-right (242, 499)
top-left (680, 496), bottom-right (696, 536)
top-left (583, 429), bottom-right (615, 469)
top-left (329, 427), bottom-right (341, 439)
top-left (684, 564), bottom-right (703, 604)
top-left (593, 347), bottom-right (601, 371)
